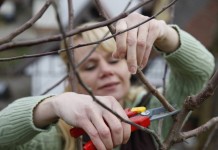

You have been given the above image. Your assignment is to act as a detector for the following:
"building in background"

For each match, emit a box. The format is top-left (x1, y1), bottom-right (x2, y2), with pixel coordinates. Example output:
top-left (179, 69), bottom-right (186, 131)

top-left (0, 0), bottom-right (218, 149)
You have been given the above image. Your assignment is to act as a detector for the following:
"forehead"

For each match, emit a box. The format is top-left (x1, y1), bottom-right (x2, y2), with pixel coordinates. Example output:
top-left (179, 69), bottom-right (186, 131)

top-left (74, 38), bottom-right (112, 63)
top-left (74, 44), bottom-right (111, 64)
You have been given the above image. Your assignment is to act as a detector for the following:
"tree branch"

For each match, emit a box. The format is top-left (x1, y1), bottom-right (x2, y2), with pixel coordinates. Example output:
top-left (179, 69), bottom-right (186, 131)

top-left (136, 68), bottom-right (175, 111)
top-left (0, 0), bottom-right (52, 45)
top-left (164, 70), bottom-right (218, 149)
top-left (0, 0), bottom-right (153, 51)
top-left (184, 71), bottom-right (218, 110)
top-left (179, 117), bottom-right (218, 141)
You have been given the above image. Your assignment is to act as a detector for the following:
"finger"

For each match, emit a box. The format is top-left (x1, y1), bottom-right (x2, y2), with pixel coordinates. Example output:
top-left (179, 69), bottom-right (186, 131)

top-left (110, 98), bottom-right (131, 144)
top-left (121, 121), bottom-right (131, 144)
top-left (81, 121), bottom-right (107, 150)
top-left (137, 23), bottom-right (149, 69)
top-left (103, 111), bottom-right (123, 147)
top-left (141, 21), bottom-right (159, 68)
top-left (127, 26), bottom-right (138, 74)
top-left (89, 110), bottom-right (113, 150)
top-left (113, 19), bottom-right (128, 59)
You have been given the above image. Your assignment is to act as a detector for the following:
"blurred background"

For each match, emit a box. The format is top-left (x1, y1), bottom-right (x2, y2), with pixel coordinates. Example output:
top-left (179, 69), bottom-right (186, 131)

top-left (0, 0), bottom-right (218, 149)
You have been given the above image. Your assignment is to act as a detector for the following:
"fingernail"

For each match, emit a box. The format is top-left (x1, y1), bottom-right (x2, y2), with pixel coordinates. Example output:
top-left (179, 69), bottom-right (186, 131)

top-left (139, 65), bottom-right (144, 70)
top-left (129, 66), bottom-right (136, 74)
top-left (113, 52), bottom-right (118, 59)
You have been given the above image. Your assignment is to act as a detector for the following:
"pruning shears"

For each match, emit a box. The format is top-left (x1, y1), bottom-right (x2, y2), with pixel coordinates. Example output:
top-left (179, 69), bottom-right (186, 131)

top-left (70, 106), bottom-right (180, 150)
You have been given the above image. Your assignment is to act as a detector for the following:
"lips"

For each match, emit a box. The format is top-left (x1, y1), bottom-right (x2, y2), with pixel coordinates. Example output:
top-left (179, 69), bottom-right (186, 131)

top-left (98, 82), bottom-right (120, 90)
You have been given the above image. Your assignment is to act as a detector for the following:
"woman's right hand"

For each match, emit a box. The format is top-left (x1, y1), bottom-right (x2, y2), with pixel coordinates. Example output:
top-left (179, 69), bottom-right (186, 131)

top-left (33, 92), bottom-right (131, 150)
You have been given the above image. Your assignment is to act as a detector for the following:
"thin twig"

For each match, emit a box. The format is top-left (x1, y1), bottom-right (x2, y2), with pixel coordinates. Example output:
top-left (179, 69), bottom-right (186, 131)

top-left (203, 124), bottom-right (218, 150)
top-left (180, 111), bottom-right (192, 131)
top-left (94, 0), bottom-right (175, 148)
top-left (67, 2), bottom-right (81, 147)
top-left (0, 0), bottom-right (154, 51)
top-left (1, 0), bottom-right (177, 63)
top-left (137, 68), bottom-right (175, 111)
top-left (76, 31), bottom-right (110, 67)
top-left (68, 0), bottom-right (74, 32)
top-left (74, 64), bottom-right (164, 149)
top-left (162, 63), bottom-right (168, 96)
top-left (0, 0), bottom-right (176, 112)
top-left (76, 0), bottom-right (178, 113)
top-left (184, 70), bottom-right (218, 110)
top-left (0, 0), bottom-right (52, 45)
top-left (0, 51), bottom-right (59, 61)
top-left (51, 1), bottom-right (75, 90)
top-left (52, 0), bottom-right (163, 148)
top-left (93, 0), bottom-right (115, 33)
top-left (179, 117), bottom-right (218, 140)
top-left (41, 75), bottom-right (68, 95)
top-left (164, 70), bottom-right (218, 149)
top-left (123, 0), bottom-right (134, 12)
top-left (67, 0), bottom-right (78, 93)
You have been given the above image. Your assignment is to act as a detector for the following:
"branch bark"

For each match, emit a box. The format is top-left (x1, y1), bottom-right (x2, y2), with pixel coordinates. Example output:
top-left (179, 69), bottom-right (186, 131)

top-left (164, 70), bottom-right (218, 149)
top-left (0, 0), bottom-right (52, 45)
top-left (180, 117), bottom-right (218, 140)
top-left (0, 0), bottom-right (154, 51)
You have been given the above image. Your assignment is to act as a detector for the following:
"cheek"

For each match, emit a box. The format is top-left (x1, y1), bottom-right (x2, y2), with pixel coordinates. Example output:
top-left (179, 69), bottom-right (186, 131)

top-left (117, 61), bottom-right (131, 88)
top-left (123, 73), bottom-right (131, 90)
top-left (119, 61), bottom-right (131, 80)
top-left (77, 72), bottom-right (98, 92)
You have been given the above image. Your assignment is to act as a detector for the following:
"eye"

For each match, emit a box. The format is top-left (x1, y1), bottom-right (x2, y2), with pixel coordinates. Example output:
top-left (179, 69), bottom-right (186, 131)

top-left (108, 58), bottom-right (119, 64)
top-left (83, 62), bottom-right (96, 71)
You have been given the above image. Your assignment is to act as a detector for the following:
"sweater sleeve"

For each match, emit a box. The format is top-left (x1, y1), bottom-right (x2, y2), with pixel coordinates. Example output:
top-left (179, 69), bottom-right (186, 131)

top-left (148, 26), bottom-right (215, 140)
top-left (164, 25), bottom-right (215, 107)
top-left (0, 95), bottom-right (55, 146)
top-left (149, 25), bottom-right (215, 108)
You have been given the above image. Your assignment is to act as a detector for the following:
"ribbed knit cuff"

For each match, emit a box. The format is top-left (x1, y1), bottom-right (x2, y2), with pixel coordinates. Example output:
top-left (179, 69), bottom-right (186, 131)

top-left (163, 25), bottom-right (214, 76)
top-left (0, 95), bottom-right (54, 145)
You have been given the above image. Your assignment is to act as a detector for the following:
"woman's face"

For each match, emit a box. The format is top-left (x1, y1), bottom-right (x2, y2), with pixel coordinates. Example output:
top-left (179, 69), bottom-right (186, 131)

top-left (74, 40), bottom-right (131, 104)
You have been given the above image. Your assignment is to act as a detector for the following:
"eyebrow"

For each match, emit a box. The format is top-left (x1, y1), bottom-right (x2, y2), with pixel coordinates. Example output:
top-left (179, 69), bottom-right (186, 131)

top-left (81, 57), bottom-right (98, 66)
top-left (76, 52), bottom-right (96, 65)
top-left (79, 51), bottom-right (112, 65)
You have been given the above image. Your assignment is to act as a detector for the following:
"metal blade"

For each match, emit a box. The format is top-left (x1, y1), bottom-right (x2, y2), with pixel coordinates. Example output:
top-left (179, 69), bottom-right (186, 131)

top-left (149, 107), bottom-right (166, 116)
top-left (150, 109), bottom-right (180, 121)
top-left (140, 106), bottom-right (166, 117)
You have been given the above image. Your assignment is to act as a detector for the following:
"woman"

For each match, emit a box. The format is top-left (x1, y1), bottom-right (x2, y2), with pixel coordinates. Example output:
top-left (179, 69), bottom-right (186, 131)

top-left (0, 12), bottom-right (215, 150)
top-left (61, 12), bottom-right (215, 149)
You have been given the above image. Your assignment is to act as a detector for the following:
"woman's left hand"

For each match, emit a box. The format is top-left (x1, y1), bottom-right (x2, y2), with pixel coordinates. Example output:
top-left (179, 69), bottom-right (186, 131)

top-left (113, 12), bottom-right (179, 74)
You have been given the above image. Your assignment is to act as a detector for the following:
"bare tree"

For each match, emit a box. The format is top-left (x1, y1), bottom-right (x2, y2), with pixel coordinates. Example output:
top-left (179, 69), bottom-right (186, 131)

top-left (0, 0), bottom-right (217, 149)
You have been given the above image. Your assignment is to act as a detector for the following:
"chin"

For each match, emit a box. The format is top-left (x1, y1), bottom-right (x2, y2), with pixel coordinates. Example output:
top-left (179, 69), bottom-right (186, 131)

top-left (99, 91), bottom-right (121, 99)
top-left (111, 93), bottom-right (124, 102)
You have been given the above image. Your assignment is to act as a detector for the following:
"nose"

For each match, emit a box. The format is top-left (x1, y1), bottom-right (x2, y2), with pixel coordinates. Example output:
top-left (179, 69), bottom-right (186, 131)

top-left (99, 60), bottom-right (114, 78)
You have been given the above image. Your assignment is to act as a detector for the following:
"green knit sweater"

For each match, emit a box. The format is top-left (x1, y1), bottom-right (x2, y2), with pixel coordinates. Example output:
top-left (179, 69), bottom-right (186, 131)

top-left (0, 26), bottom-right (215, 150)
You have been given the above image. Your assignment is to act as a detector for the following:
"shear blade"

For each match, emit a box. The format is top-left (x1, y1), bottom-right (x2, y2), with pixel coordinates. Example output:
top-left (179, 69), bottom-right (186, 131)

top-left (150, 109), bottom-right (180, 121)
top-left (149, 106), bottom-right (166, 116)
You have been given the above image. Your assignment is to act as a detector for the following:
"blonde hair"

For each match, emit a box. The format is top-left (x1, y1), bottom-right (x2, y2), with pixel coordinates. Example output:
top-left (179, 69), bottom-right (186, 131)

top-left (58, 120), bottom-right (76, 150)
top-left (58, 22), bottom-right (145, 150)
top-left (60, 22), bottom-right (116, 66)
top-left (58, 22), bottom-right (117, 150)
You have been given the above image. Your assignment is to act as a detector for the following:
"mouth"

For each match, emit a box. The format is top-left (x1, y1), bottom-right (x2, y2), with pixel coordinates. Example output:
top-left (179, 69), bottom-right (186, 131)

top-left (98, 82), bottom-right (120, 90)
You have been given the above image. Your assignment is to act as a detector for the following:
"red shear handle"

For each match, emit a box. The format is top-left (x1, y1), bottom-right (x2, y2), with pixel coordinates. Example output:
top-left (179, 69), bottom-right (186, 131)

top-left (70, 115), bottom-right (150, 150)
top-left (70, 127), bottom-right (85, 138)
top-left (130, 115), bottom-right (150, 131)
top-left (84, 141), bottom-right (96, 150)
top-left (124, 108), bottom-right (138, 117)
top-left (70, 108), bottom-right (139, 138)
